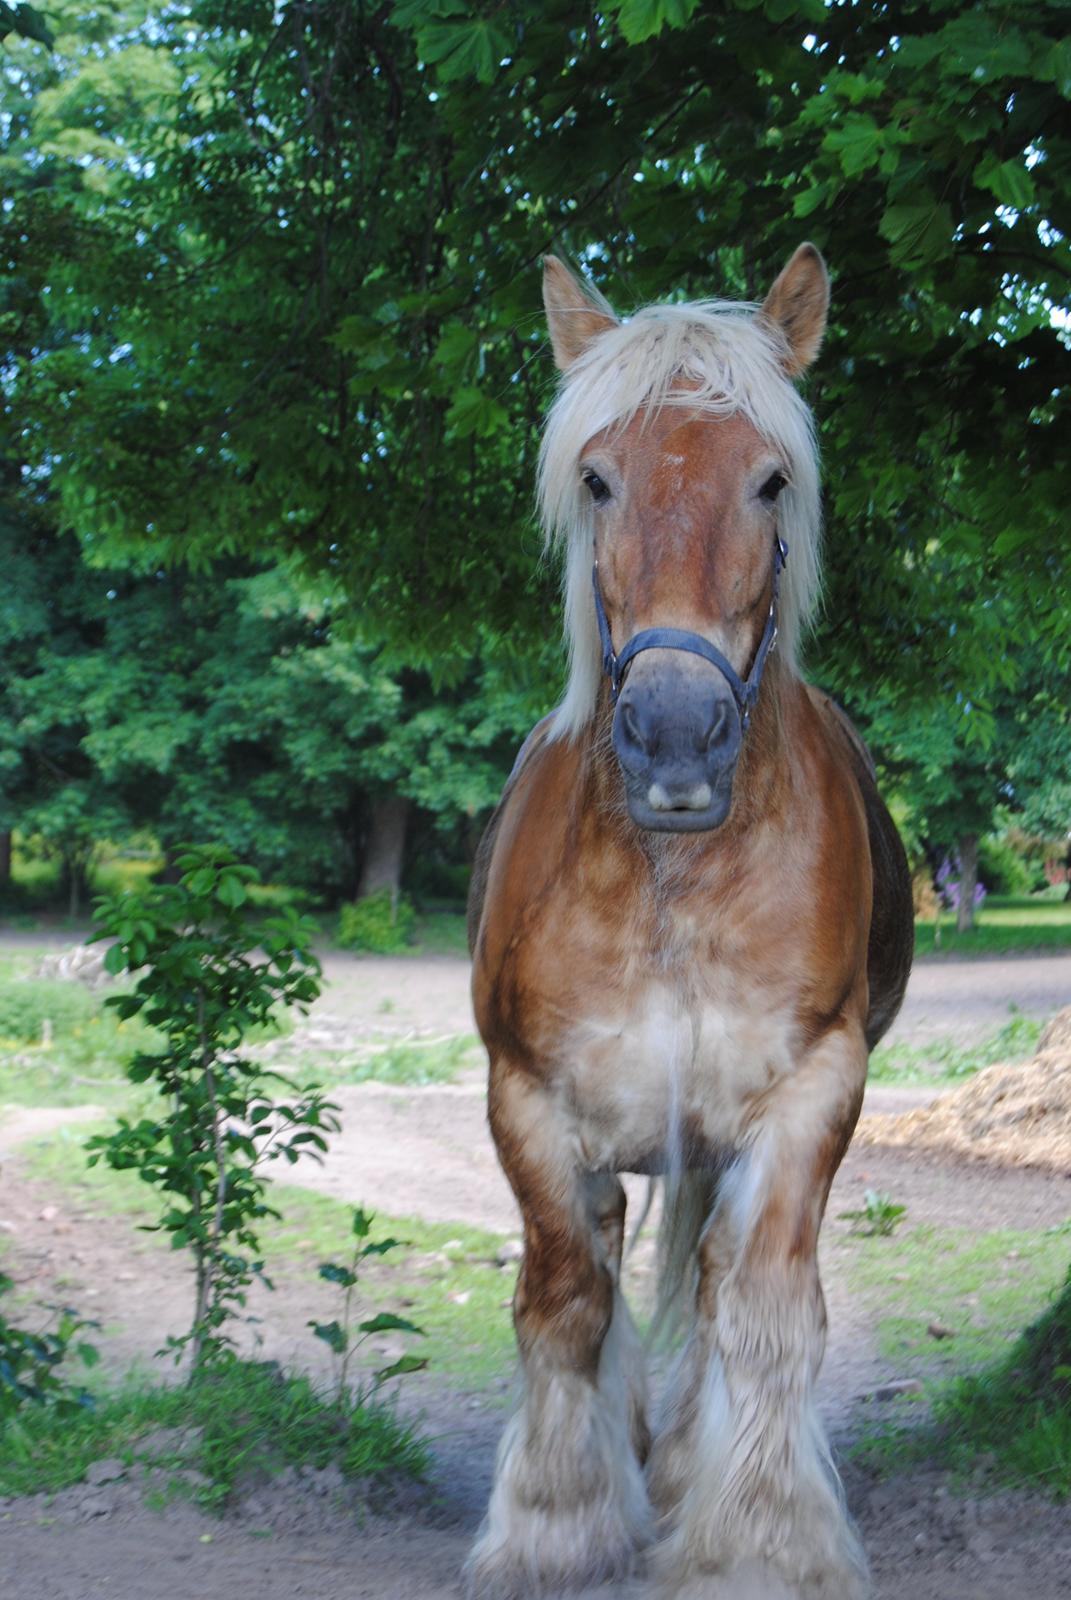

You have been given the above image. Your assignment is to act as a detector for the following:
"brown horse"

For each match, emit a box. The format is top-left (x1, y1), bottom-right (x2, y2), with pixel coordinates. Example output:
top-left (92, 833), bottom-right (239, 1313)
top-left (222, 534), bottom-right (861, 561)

top-left (466, 245), bottom-right (912, 1599)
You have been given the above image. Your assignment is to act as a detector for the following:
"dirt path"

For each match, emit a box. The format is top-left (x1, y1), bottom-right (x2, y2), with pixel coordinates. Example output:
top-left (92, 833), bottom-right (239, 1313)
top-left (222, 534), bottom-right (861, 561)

top-left (307, 945), bottom-right (1071, 1049)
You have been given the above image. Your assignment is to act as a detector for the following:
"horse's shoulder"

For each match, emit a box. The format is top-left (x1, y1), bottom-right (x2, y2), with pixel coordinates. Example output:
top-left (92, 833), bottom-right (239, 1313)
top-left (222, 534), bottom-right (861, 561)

top-left (802, 683), bottom-right (877, 782)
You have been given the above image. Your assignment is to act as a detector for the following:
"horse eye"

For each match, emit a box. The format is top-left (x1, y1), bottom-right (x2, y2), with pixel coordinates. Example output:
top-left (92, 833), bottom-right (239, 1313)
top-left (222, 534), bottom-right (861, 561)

top-left (582, 471), bottom-right (610, 504)
top-left (759, 471), bottom-right (788, 504)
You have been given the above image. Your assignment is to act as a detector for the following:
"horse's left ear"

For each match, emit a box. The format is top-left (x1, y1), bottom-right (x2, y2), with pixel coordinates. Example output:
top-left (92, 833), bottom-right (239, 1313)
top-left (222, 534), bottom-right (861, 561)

top-left (542, 256), bottom-right (619, 371)
top-left (759, 243), bottom-right (829, 378)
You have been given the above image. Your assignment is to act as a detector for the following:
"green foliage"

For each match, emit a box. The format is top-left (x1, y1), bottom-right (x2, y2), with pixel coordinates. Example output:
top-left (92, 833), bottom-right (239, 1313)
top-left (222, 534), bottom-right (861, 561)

top-left (869, 1011), bottom-right (1043, 1084)
top-left (87, 845), bottom-right (339, 1368)
top-left (309, 1207), bottom-right (427, 1404)
top-left (977, 834), bottom-right (1039, 897)
top-left (838, 1190), bottom-right (907, 1237)
top-left (338, 890), bottom-right (417, 955)
top-left (0, 1358), bottom-right (427, 1502)
top-left (4, 0), bottom-right (1069, 898)
top-left (0, 1272), bottom-right (99, 1421)
top-left (0, 977), bottom-right (97, 1042)
top-left (0, 3), bottom-right (54, 48)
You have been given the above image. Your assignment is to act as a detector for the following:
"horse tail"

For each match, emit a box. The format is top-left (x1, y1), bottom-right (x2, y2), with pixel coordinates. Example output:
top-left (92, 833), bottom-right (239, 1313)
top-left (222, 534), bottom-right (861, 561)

top-left (648, 1171), bottom-right (719, 1345)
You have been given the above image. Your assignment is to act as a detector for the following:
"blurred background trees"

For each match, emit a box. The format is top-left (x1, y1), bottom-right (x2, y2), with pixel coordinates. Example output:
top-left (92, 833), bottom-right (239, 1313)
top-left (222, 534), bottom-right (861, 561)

top-left (2, 0), bottom-right (1068, 918)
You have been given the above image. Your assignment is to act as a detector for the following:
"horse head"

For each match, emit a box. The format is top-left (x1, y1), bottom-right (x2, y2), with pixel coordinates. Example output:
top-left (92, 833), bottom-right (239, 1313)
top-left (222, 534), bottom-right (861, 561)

top-left (540, 245), bottom-right (829, 832)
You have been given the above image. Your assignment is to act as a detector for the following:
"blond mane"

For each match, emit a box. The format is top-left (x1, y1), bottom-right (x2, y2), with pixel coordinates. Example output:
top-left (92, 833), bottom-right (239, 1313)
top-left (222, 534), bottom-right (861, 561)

top-left (537, 299), bottom-right (822, 740)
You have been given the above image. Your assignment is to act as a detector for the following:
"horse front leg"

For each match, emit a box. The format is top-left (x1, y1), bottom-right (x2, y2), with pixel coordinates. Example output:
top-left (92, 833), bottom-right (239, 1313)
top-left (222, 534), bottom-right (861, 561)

top-left (648, 1029), bottom-right (870, 1600)
top-left (465, 1066), bottom-right (652, 1598)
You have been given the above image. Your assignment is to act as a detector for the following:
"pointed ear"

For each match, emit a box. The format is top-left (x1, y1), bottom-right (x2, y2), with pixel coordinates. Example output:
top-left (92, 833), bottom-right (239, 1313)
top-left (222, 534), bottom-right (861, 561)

top-left (542, 255), bottom-right (618, 371)
top-left (759, 243), bottom-right (830, 378)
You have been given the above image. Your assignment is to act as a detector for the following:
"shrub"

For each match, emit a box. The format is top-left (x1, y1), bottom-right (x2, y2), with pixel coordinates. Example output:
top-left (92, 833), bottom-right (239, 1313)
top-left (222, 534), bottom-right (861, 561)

top-left (0, 979), bottom-right (98, 1044)
top-left (89, 845), bottom-right (338, 1369)
top-left (337, 890), bottom-right (416, 954)
top-left (0, 1273), bottom-right (100, 1421)
top-left (978, 834), bottom-right (1036, 896)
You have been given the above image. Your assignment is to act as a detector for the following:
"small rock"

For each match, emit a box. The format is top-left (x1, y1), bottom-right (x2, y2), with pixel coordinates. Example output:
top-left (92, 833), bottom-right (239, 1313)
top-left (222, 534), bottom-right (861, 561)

top-left (85, 1458), bottom-right (126, 1486)
top-left (134, 1428), bottom-right (186, 1460)
top-left (0, 1220), bottom-right (16, 1234)
top-left (449, 1290), bottom-right (471, 1306)
top-left (863, 1379), bottom-right (923, 1403)
top-left (173, 1468), bottom-right (212, 1491)
top-left (495, 1239), bottom-right (523, 1267)
top-left (78, 1490), bottom-right (117, 1519)
top-left (927, 1321), bottom-right (956, 1340)
top-left (39, 1205), bottom-right (59, 1223)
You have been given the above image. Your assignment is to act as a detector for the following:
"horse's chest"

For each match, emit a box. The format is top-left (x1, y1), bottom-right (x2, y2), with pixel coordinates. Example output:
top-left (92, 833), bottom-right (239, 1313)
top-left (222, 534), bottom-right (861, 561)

top-left (560, 977), bottom-right (795, 1174)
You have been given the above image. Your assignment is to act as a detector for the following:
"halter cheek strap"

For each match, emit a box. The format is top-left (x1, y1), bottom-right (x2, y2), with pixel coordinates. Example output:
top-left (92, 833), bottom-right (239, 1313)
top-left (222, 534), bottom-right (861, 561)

top-left (591, 535), bottom-right (787, 732)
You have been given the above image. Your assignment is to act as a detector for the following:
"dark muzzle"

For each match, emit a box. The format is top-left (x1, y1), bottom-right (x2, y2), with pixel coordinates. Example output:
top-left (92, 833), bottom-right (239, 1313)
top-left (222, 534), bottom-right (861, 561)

top-left (594, 535), bottom-right (786, 833)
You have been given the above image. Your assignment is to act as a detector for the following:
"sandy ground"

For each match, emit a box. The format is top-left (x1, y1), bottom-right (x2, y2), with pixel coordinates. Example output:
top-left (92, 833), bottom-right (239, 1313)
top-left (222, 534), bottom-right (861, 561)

top-left (1, 945), bottom-right (1070, 1598)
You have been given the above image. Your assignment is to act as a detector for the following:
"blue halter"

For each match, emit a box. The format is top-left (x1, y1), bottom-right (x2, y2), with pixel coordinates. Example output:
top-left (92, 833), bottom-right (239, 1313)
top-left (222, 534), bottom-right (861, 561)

top-left (591, 535), bottom-right (787, 732)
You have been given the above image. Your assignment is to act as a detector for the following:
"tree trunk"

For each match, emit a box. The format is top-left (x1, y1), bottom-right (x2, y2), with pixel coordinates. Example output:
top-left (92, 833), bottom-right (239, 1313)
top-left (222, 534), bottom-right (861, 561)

top-left (955, 832), bottom-right (979, 933)
top-left (357, 793), bottom-right (409, 900)
top-left (0, 831), bottom-right (11, 887)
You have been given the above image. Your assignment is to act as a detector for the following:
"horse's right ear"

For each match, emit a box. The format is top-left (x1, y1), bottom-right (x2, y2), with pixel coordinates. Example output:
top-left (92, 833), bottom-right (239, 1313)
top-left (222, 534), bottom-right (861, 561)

top-left (760, 243), bottom-right (830, 378)
top-left (542, 256), bottom-right (618, 371)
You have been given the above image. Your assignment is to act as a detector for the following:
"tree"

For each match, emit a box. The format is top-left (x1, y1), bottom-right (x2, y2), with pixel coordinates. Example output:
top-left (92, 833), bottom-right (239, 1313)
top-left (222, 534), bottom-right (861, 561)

top-left (4, 1), bottom-right (1068, 875)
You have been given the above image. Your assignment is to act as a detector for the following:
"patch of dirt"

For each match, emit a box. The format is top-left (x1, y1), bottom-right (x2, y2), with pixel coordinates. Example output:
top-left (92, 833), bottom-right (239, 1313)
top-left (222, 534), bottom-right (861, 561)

top-left (4, 1455), bottom-right (1071, 1600)
top-left (858, 1007), bottom-right (1071, 1175)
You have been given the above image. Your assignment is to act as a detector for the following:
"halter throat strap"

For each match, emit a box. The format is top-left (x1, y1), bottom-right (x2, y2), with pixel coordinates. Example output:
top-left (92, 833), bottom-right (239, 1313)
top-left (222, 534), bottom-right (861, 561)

top-left (591, 535), bottom-right (787, 731)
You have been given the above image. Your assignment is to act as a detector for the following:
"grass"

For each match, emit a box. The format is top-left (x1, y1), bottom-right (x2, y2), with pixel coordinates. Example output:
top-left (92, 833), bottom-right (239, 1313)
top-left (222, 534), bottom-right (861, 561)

top-left (410, 909), bottom-right (470, 957)
top-left (926, 1270), bottom-right (1071, 1497)
top-left (836, 1218), bottom-right (1071, 1377)
top-left (286, 1031), bottom-right (484, 1090)
top-left (0, 1357), bottom-right (426, 1505)
top-left (19, 1125), bottom-right (517, 1392)
top-left (844, 1223), bottom-right (1071, 1496)
top-left (914, 894), bottom-right (1071, 959)
top-left (868, 1009), bottom-right (1044, 1084)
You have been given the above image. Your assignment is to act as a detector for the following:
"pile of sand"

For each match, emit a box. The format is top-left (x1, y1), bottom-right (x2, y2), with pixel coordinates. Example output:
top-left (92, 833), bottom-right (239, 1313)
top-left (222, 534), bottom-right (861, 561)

top-left (858, 1007), bottom-right (1071, 1175)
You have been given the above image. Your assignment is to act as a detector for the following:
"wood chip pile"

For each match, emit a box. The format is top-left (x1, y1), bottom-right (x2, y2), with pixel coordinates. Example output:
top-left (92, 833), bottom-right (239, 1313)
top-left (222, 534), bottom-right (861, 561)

top-left (858, 1006), bottom-right (1071, 1175)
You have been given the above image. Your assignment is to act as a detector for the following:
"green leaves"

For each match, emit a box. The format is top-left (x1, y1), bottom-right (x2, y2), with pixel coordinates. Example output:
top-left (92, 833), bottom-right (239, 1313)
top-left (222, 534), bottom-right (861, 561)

top-left (0, 3), bottom-right (54, 47)
top-left (391, 1), bottom-right (510, 81)
top-left (609, 0), bottom-right (701, 44)
top-left (88, 850), bottom-right (338, 1368)
top-left (445, 386), bottom-right (509, 440)
top-left (310, 1209), bottom-right (426, 1402)
top-left (417, 16), bottom-right (511, 82)
top-left (975, 152), bottom-right (1037, 212)
top-left (878, 197), bottom-right (954, 269)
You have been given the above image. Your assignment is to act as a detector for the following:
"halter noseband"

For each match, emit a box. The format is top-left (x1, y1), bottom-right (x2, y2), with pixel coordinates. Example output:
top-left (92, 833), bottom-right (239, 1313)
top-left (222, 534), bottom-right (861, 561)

top-left (591, 535), bottom-right (787, 732)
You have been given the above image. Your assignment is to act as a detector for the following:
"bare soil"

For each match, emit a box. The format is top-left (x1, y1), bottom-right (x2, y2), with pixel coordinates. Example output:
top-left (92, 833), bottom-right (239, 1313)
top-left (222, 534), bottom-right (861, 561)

top-left (2, 947), bottom-right (1070, 1599)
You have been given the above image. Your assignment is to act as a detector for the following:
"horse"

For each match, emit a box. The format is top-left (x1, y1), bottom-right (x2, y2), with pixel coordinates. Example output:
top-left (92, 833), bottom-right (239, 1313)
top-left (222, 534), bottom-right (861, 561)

top-left (465, 244), bottom-right (913, 1600)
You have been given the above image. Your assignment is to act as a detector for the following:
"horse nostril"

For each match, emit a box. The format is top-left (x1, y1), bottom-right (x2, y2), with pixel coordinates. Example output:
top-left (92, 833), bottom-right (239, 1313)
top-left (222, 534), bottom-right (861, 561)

top-left (621, 699), bottom-right (650, 755)
top-left (703, 702), bottom-right (730, 752)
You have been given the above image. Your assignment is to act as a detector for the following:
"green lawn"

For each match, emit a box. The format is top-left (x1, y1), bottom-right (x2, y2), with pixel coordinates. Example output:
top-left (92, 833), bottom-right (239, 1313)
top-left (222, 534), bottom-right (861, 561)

top-left (914, 894), bottom-right (1071, 959)
top-left (840, 1219), bottom-right (1071, 1495)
